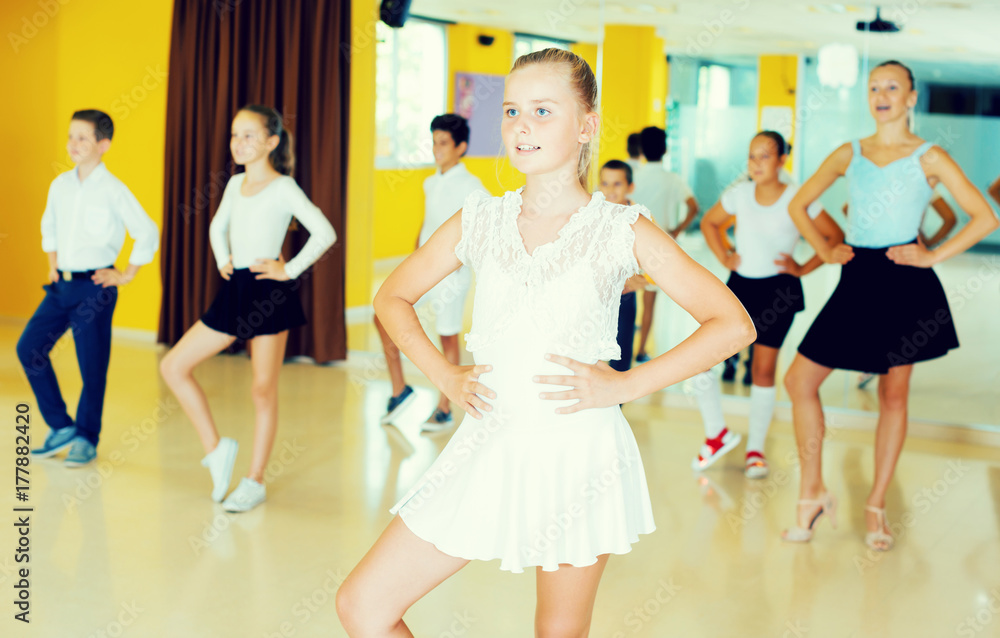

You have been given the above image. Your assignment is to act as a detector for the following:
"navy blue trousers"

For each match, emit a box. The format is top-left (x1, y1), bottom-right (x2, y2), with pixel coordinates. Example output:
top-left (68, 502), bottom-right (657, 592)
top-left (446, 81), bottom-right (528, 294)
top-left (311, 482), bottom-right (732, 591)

top-left (611, 292), bottom-right (637, 373)
top-left (16, 280), bottom-right (118, 445)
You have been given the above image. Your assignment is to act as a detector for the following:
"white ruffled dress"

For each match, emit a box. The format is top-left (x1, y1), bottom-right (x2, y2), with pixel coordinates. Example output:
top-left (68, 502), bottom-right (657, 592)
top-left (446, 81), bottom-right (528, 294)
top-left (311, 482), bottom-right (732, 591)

top-left (391, 187), bottom-right (656, 573)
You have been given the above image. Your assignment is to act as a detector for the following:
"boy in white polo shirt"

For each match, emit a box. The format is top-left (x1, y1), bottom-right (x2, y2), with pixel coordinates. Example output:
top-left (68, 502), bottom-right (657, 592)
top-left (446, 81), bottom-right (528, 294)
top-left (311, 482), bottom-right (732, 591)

top-left (630, 126), bottom-right (698, 363)
top-left (17, 109), bottom-right (159, 467)
top-left (375, 114), bottom-right (485, 431)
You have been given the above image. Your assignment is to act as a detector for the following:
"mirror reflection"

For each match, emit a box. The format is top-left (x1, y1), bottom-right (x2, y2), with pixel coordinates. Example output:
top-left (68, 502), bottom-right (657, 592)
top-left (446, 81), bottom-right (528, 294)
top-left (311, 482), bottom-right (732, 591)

top-left (353, 0), bottom-right (1000, 431)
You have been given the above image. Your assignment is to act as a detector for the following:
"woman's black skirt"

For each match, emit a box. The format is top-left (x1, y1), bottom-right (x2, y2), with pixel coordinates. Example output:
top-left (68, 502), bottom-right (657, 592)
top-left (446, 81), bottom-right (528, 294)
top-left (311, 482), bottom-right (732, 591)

top-left (797, 243), bottom-right (958, 374)
top-left (201, 268), bottom-right (306, 340)
top-left (727, 271), bottom-right (805, 349)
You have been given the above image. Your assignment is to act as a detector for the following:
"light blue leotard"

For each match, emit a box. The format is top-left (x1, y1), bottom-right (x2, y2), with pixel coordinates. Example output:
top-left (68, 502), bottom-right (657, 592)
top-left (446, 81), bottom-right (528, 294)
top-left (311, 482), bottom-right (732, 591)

top-left (845, 139), bottom-right (935, 248)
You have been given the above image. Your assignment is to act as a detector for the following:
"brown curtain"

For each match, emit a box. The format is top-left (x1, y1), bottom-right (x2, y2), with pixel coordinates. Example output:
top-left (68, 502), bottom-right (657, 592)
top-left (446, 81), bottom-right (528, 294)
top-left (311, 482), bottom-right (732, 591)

top-left (157, 0), bottom-right (350, 363)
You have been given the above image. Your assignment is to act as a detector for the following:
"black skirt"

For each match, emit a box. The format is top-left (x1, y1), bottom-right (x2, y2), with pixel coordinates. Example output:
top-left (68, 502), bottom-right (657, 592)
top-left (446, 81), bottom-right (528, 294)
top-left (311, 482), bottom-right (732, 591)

top-left (727, 271), bottom-right (804, 349)
top-left (797, 243), bottom-right (959, 374)
top-left (201, 268), bottom-right (306, 339)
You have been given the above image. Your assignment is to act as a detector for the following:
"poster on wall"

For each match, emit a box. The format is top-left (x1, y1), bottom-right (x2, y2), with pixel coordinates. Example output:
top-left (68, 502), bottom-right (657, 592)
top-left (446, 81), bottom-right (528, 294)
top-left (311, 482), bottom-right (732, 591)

top-left (454, 72), bottom-right (506, 158)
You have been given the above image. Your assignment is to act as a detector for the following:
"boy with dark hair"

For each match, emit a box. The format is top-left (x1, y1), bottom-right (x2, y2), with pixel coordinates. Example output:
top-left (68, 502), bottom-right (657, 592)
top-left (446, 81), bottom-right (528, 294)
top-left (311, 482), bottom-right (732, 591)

top-left (626, 132), bottom-right (643, 174)
top-left (375, 113), bottom-right (485, 431)
top-left (631, 126), bottom-right (699, 363)
top-left (18, 109), bottom-right (159, 466)
top-left (598, 160), bottom-right (648, 374)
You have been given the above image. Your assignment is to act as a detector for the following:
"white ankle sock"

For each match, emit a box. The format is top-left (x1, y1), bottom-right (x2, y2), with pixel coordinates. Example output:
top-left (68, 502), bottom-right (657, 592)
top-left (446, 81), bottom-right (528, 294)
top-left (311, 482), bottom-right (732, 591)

top-left (690, 370), bottom-right (725, 439)
top-left (747, 385), bottom-right (777, 453)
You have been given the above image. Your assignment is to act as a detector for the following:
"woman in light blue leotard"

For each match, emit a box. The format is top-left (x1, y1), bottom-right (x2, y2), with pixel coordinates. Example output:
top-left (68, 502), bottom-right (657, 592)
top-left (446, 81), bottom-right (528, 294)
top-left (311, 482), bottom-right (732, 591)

top-left (780, 61), bottom-right (999, 551)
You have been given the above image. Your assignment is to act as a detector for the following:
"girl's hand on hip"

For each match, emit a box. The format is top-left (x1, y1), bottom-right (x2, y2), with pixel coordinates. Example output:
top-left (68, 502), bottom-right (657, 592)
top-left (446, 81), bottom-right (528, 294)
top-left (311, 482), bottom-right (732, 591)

top-left (774, 253), bottom-right (803, 277)
top-left (886, 239), bottom-right (934, 268)
top-left (821, 243), bottom-right (854, 265)
top-left (442, 364), bottom-right (496, 420)
top-left (724, 251), bottom-right (742, 271)
top-left (220, 257), bottom-right (234, 281)
top-left (250, 255), bottom-right (289, 281)
top-left (535, 354), bottom-right (626, 414)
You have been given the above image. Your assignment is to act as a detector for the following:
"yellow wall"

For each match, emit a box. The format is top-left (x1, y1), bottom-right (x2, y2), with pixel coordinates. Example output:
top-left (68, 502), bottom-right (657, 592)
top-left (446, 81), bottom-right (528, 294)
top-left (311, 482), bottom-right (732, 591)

top-left (1, 1), bottom-right (60, 323)
top-left (0, 0), bottom-right (171, 331)
top-left (598, 25), bottom-right (666, 171)
top-left (756, 54), bottom-right (799, 172)
top-left (346, 0), bottom-right (376, 307)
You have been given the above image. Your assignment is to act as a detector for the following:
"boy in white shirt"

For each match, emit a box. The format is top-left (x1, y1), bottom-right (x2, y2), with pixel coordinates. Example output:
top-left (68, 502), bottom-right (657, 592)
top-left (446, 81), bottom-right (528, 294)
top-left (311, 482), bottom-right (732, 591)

top-left (375, 114), bottom-right (485, 431)
top-left (17, 110), bottom-right (159, 467)
top-left (630, 126), bottom-right (698, 362)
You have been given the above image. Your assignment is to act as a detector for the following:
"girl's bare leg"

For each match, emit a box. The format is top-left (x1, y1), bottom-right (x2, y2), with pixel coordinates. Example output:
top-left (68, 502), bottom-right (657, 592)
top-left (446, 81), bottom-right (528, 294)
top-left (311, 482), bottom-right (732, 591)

top-left (245, 330), bottom-right (288, 482)
top-left (337, 516), bottom-right (470, 637)
top-left (159, 321), bottom-right (237, 453)
top-left (535, 556), bottom-right (609, 638)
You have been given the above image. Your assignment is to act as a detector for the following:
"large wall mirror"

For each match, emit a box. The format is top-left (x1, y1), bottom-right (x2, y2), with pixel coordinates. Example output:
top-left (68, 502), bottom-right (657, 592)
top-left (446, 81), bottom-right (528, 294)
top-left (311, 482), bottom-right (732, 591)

top-left (356, 0), bottom-right (999, 431)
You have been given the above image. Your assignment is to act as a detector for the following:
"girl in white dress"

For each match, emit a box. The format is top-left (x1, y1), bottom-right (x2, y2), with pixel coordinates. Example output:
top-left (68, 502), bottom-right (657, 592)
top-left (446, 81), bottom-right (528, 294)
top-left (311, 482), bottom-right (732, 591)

top-left (336, 49), bottom-right (754, 636)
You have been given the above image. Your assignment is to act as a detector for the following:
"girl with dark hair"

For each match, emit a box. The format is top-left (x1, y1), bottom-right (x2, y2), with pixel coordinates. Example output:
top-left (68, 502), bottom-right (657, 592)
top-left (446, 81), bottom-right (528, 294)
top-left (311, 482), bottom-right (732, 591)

top-left (783, 61), bottom-right (998, 550)
top-left (160, 105), bottom-right (336, 513)
top-left (692, 131), bottom-right (843, 478)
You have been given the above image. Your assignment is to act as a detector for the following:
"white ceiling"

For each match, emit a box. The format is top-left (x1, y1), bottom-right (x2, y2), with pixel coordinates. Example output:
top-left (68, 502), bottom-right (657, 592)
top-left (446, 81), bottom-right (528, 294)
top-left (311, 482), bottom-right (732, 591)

top-left (410, 0), bottom-right (1000, 82)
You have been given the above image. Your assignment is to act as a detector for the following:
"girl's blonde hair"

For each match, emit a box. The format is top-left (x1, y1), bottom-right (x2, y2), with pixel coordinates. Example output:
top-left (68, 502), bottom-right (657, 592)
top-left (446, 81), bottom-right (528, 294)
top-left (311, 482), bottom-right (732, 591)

top-left (510, 48), bottom-right (598, 190)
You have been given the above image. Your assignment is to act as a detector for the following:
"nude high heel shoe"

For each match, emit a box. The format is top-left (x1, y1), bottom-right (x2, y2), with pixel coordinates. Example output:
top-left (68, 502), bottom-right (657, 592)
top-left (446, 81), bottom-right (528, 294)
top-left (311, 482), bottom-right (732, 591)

top-left (864, 506), bottom-right (895, 551)
top-left (782, 493), bottom-right (838, 542)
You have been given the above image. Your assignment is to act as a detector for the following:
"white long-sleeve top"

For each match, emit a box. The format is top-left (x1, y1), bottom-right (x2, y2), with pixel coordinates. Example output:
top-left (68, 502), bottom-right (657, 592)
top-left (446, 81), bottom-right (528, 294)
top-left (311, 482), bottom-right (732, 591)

top-left (208, 174), bottom-right (336, 280)
top-left (41, 163), bottom-right (160, 271)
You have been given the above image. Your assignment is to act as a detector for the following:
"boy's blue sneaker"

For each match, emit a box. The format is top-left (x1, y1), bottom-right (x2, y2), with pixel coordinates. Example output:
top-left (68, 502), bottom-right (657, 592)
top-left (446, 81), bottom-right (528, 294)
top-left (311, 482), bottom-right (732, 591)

top-left (380, 385), bottom-right (416, 424)
top-left (420, 408), bottom-right (454, 433)
top-left (635, 353), bottom-right (651, 363)
top-left (30, 426), bottom-right (78, 458)
top-left (64, 438), bottom-right (97, 468)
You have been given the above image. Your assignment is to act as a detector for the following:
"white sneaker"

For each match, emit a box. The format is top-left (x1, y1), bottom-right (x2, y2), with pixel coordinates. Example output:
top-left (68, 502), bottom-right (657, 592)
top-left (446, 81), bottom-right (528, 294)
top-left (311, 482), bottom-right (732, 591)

top-left (201, 437), bottom-right (238, 503)
top-left (222, 477), bottom-right (266, 512)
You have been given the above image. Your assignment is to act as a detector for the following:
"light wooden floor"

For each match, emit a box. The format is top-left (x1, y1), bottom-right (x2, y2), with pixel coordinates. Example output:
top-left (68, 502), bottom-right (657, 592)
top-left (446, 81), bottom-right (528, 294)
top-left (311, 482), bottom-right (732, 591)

top-left (2, 319), bottom-right (1000, 637)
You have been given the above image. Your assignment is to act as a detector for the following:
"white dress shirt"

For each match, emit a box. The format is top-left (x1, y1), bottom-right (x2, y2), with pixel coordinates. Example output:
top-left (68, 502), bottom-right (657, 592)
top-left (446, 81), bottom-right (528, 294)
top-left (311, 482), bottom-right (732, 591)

top-left (209, 174), bottom-right (336, 280)
top-left (41, 163), bottom-right (160, 271)
top-left (629, 161), bottom-right (694, 231)
top-left (419, 162), bottom-right (487, 247)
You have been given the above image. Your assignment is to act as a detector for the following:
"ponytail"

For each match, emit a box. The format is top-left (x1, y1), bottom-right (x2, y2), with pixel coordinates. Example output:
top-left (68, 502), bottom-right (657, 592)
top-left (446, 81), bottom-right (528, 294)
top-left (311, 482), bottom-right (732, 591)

top-left (238, 104), bottom-right (295, 176)
top-left (272, 128), bottom-right (294, 176)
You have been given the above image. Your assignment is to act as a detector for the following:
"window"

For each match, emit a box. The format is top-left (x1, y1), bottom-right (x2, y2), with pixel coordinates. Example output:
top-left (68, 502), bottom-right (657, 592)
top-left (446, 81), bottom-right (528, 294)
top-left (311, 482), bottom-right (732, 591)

top-left (513, 34), bottom-right (569, 61)
top-left (376, 19), bottom-right (447, 167)
top-left (697, 64), bottom-right (731, 109)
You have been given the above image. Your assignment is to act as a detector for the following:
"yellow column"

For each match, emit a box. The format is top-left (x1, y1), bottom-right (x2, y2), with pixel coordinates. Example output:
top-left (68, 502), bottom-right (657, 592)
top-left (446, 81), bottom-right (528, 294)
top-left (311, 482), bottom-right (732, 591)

top-left (756, 54), bottom-right (799, 173)
top-left (598, 25), bottom-right (666, 171)
top-left (346, 0), bottom-right (376, 308)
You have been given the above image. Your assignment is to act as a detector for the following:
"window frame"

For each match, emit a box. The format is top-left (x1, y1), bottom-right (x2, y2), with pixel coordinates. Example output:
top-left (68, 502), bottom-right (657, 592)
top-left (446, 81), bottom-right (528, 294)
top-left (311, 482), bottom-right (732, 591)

top-left (375, 17), bottom-right (449, 170)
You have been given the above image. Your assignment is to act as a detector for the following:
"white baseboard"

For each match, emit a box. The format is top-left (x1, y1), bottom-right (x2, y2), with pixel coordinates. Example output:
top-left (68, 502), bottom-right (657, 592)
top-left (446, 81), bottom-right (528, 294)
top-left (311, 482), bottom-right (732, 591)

top-left (345, 305), bottom-right (374, 324)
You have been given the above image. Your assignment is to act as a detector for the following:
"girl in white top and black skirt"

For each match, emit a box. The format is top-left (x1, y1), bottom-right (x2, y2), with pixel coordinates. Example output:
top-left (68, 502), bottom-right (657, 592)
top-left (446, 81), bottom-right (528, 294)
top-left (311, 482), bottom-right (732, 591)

top-left (160, 105), bottom-right (336, 513)
top-left (692, 131), bottom-right (843, 478)
top-left (783, 61), bottom-right (998, 551)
